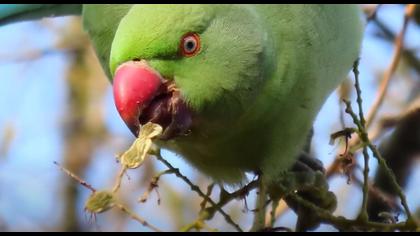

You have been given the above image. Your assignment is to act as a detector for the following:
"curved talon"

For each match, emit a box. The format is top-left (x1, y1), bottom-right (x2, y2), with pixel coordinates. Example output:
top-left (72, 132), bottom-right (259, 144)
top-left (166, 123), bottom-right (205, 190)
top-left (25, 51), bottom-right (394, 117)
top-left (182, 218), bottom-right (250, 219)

top-left (291, 152), bottom-right (325, 173)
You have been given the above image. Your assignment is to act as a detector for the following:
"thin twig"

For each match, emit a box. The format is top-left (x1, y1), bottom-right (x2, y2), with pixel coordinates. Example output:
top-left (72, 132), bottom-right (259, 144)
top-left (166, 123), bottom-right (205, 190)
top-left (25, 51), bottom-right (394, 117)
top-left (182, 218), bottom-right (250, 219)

top-left (366, 142), bottom-right (416, 226)
top-left (112, 166), bottom-right (127, 193)
top-left (326, 4), bottom-right (417, 179)
top-left (115, 203), bottom-right (162, 232)
top-left (365, 4), bottom-right (382, 23)
top-left (372, 15), bottom-right (420, 75)
top-left (200, 183), bottom-right (215, 210)
top-left (216, 179), bottom-right (259, 213)
top-left (350, 60), bottom-right (370, 221)
top-left (250, 177), bottom-right (267, 231)
top-left (352, 60), bottom-right (366, 128)
top-left (180, 217), bottom-right (217, 232)
top-left (343, 100), bottom-right (417, 228)
top-left (154, 150), bottom-right (244, 232)
top-left (55, 161), bottom-right (163, 231)
top-left (284, 190), bottom-right (414, 231)
top-left (365, 4), bottom-right (417, 128)
top-left (138, 169), bottom-right (174, 204)
top-left (351, 171), bottom-right (400, 213)
top-left (268, 198), bottom-right (279, 228)
top-left (265, 200), bottom-right (289, 226)
top-left (54, 161), bottom-right (96, 193)
top-left (359, 147), bottom-right (370, 221)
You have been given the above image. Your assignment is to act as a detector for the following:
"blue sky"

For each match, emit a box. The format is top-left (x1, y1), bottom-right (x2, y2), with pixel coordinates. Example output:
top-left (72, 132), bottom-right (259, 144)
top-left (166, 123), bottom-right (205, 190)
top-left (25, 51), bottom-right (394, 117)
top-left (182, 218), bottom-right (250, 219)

top-left (0, 5), bottom-right (418, 232)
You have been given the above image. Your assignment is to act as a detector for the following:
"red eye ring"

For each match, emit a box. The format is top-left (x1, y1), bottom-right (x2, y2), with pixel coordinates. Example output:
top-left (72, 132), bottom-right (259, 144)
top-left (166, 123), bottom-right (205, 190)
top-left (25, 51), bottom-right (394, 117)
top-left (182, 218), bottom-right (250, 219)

top-left (180, 33), bottom-right (200, 57)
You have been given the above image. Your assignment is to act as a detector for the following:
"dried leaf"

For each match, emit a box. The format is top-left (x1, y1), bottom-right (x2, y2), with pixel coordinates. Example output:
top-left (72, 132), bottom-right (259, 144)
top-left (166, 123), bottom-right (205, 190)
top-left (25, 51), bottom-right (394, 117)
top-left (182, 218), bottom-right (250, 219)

top-left (119, 122), bottom-right (163, 169)
top-left (329, 128), bottom-right (355, 146)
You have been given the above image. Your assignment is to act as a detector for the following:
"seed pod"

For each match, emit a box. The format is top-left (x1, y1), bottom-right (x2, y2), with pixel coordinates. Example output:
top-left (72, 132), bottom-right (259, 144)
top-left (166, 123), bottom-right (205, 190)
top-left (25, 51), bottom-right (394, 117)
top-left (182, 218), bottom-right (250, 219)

top-left (85, 190), bottom-right (116, 214)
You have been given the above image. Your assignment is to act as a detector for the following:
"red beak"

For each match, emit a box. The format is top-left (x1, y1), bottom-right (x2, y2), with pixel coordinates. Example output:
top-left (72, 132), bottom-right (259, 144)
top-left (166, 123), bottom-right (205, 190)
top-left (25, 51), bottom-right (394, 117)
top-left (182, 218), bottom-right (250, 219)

top-left (112, 61), bottom-right (162, 136)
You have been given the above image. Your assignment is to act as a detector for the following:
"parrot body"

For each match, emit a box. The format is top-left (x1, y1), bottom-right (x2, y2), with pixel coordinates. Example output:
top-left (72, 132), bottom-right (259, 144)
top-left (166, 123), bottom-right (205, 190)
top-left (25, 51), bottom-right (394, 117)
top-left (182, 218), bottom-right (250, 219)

top-left (0, 4), bottom-right (364, 185)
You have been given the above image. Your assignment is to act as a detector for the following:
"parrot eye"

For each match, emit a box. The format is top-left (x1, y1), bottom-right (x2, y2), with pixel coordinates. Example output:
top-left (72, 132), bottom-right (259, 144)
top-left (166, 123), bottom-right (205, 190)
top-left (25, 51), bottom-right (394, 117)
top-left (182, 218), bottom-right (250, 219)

top-left (180, 33), bottom-right (200, 57)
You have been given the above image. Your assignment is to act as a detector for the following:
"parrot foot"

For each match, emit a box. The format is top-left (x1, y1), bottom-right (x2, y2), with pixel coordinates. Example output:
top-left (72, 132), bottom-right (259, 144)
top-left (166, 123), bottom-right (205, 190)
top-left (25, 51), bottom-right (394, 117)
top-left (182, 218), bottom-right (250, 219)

top-left (267, 152), bottom-right (337, 232)
top-left (291, 151), bottom-right (325, 173)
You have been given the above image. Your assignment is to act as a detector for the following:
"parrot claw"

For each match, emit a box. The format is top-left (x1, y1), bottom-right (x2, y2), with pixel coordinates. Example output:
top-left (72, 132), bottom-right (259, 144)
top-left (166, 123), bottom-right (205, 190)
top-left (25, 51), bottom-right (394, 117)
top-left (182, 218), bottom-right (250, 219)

top-left (291, 151), bottom-right (325, 174)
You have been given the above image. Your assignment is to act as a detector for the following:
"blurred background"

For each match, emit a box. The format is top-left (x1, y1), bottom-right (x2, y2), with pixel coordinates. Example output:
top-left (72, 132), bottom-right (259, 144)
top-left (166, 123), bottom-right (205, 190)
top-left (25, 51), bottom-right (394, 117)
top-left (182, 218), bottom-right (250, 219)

top-left (0, 4), bottom-right (418, 232)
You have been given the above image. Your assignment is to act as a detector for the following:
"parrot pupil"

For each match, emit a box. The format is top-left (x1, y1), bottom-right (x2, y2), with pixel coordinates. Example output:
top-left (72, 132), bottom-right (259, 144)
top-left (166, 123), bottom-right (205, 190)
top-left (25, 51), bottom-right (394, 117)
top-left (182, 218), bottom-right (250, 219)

top-left (185, 40), bottom-right (195, 52)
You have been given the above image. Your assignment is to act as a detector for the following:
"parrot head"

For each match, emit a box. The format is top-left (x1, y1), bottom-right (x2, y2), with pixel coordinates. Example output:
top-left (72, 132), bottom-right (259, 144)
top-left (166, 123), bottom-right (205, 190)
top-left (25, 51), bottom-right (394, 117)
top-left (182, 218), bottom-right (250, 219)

top-left (110, 5), bottom-right (272, 140)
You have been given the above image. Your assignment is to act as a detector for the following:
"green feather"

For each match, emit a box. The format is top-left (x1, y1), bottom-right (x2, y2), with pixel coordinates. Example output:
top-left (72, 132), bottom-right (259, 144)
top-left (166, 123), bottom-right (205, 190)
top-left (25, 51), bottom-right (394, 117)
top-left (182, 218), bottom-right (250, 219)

top-left (110, 5), bottom-right (364, 184)
top-left (0, 4), bottom-right (364, 185)
top-left (82, 4), bottom-right (132, 78)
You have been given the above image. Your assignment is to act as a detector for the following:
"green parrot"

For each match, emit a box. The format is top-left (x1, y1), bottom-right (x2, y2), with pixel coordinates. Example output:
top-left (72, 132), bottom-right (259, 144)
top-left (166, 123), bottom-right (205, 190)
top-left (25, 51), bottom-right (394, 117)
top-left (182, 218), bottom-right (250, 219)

top-left (0, 4), bottom-right (364, 187)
